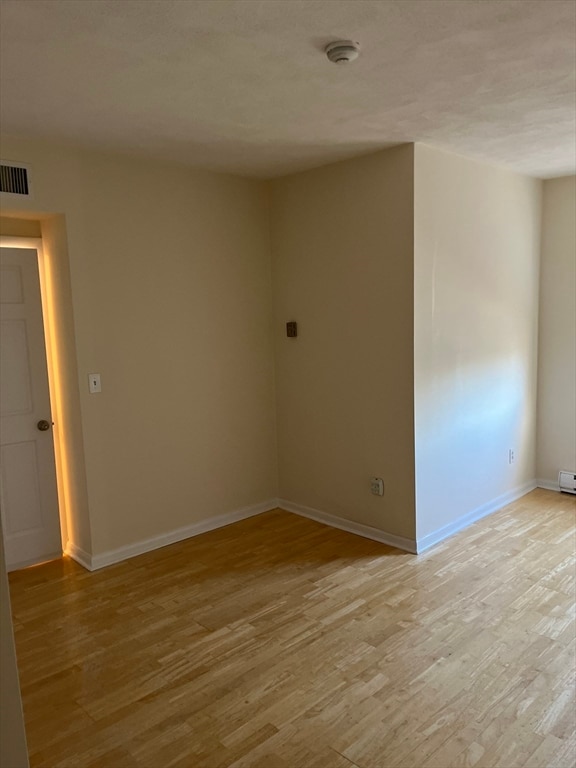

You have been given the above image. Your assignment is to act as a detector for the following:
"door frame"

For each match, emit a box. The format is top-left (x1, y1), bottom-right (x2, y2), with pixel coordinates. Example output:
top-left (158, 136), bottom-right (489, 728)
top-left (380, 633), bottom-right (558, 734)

top-left (1, 236), bottom-right (68, 552)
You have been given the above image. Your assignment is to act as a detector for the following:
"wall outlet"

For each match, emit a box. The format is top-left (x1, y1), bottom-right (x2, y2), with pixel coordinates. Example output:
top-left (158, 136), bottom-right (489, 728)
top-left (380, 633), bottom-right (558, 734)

top-left (370, 477), bottom-right (384, 496)
top-left (508, 449), bottom-right (515, 464)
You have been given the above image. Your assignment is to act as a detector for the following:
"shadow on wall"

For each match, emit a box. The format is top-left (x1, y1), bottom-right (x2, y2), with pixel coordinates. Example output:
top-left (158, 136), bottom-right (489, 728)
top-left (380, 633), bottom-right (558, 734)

top-left (416, 354), bottom-right (532, 526)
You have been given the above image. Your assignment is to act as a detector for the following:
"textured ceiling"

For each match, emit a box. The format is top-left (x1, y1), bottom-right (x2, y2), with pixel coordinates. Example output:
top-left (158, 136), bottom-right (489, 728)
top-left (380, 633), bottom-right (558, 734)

top-left (1, 0), bottom-right (575, 179)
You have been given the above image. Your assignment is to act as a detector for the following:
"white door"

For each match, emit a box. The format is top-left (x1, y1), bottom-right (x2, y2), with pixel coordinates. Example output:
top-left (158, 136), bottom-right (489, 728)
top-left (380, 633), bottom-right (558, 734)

top-left (0, 246), bottom-right (61, 570)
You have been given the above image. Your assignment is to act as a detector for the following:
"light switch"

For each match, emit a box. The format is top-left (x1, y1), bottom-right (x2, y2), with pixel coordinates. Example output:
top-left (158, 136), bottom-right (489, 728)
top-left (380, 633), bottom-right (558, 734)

top-left (88, 373), bottom-right (101, 394)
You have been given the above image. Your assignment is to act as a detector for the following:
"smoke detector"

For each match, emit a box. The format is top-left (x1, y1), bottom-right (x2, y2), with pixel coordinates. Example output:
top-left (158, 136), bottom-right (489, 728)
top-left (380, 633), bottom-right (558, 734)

top-left (325, 40), bottom-right (360, 64)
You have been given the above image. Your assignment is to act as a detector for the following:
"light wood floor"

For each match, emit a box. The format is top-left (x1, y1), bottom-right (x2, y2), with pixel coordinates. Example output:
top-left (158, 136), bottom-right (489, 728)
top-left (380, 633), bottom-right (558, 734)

top-left (8, 489), bottom-right (576, 768)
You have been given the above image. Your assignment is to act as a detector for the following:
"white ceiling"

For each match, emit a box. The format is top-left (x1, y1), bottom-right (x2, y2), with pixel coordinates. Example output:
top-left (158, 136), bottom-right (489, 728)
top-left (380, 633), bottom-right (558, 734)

top-left (1, 0), bottom-right (575, 179)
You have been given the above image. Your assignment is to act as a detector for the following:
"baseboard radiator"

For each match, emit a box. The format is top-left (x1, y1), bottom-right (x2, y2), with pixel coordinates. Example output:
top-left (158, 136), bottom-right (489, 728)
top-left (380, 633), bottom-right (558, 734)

top-left (558, 471), bottom-right (576, 494)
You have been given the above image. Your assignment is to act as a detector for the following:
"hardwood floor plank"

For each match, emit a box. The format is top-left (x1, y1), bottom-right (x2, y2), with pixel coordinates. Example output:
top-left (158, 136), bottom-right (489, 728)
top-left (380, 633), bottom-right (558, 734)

top-left (8, 488), bottom-right (575, 767)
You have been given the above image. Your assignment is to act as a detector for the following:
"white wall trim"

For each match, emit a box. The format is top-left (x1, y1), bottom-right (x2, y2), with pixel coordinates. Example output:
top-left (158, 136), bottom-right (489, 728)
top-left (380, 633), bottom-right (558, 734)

top-left (64, 542), bottom-right (93, 571)
top-left (415, 479), bottom-right (538, 553)
top-left (277, 498), bottom-right (418, 554)
top-left (536, 479), bottom-right (560, 492)
top-left (67, 499), bottom-right (278, 572)
top-left (64, 483), bottom-right (543, 572)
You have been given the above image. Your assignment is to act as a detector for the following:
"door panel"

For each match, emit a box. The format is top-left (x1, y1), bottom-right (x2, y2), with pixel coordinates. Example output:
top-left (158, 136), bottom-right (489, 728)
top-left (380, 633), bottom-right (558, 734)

top-left (0, 265), bottom-right (24, 303)
top-left (1, 320), bottom-right (34, 415)
top-left (0, 246), bottom-right (61, 569)
top-left (1, 442), bottom-right (43, 534)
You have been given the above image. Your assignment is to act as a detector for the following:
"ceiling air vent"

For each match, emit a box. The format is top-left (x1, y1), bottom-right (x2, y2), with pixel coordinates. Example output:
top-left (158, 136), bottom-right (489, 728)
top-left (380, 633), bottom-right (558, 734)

top-left (0, 161), bottom-right (31, 197)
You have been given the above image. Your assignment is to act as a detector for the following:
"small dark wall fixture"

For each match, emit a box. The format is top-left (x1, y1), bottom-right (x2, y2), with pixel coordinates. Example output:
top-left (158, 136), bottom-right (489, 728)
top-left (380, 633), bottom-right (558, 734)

top-left (286, 321), bottom-right (298, 338)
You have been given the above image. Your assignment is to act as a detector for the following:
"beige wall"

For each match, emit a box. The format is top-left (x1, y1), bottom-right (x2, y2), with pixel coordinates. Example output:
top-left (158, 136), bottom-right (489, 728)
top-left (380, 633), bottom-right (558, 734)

top-left (0, 521), bottom-right (29, 768)
top-left (414, 144), bottom-right (541, 540)
top-left (537, 176), bottom-right (576, 484)
top-left (0, 135), bottom-right (559, 559)
top-left (271, 145), bottom-right (416, 539)
top-left (1, 136), bottom-right (277, 556)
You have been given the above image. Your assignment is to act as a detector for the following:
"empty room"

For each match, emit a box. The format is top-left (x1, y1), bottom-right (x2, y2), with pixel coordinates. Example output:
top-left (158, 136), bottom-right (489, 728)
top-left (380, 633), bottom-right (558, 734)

top-left (0, 1), bottom-right (575, 767)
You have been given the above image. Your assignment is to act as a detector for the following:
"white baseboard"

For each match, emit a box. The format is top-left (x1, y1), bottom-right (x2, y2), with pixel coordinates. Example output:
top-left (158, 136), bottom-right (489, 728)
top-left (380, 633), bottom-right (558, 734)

top-left (277, 498), bottom-right (417, 554)
top-left (64, 542), bottom-right (93, 571)
top-left (415, 479), bottom-right (538, 553)
top-left (66, 499), bottom-right (278, 572)
top-left (63, 481), bottom-right (544, 572)
top-left (536, 479), bottom-right (560, 492)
